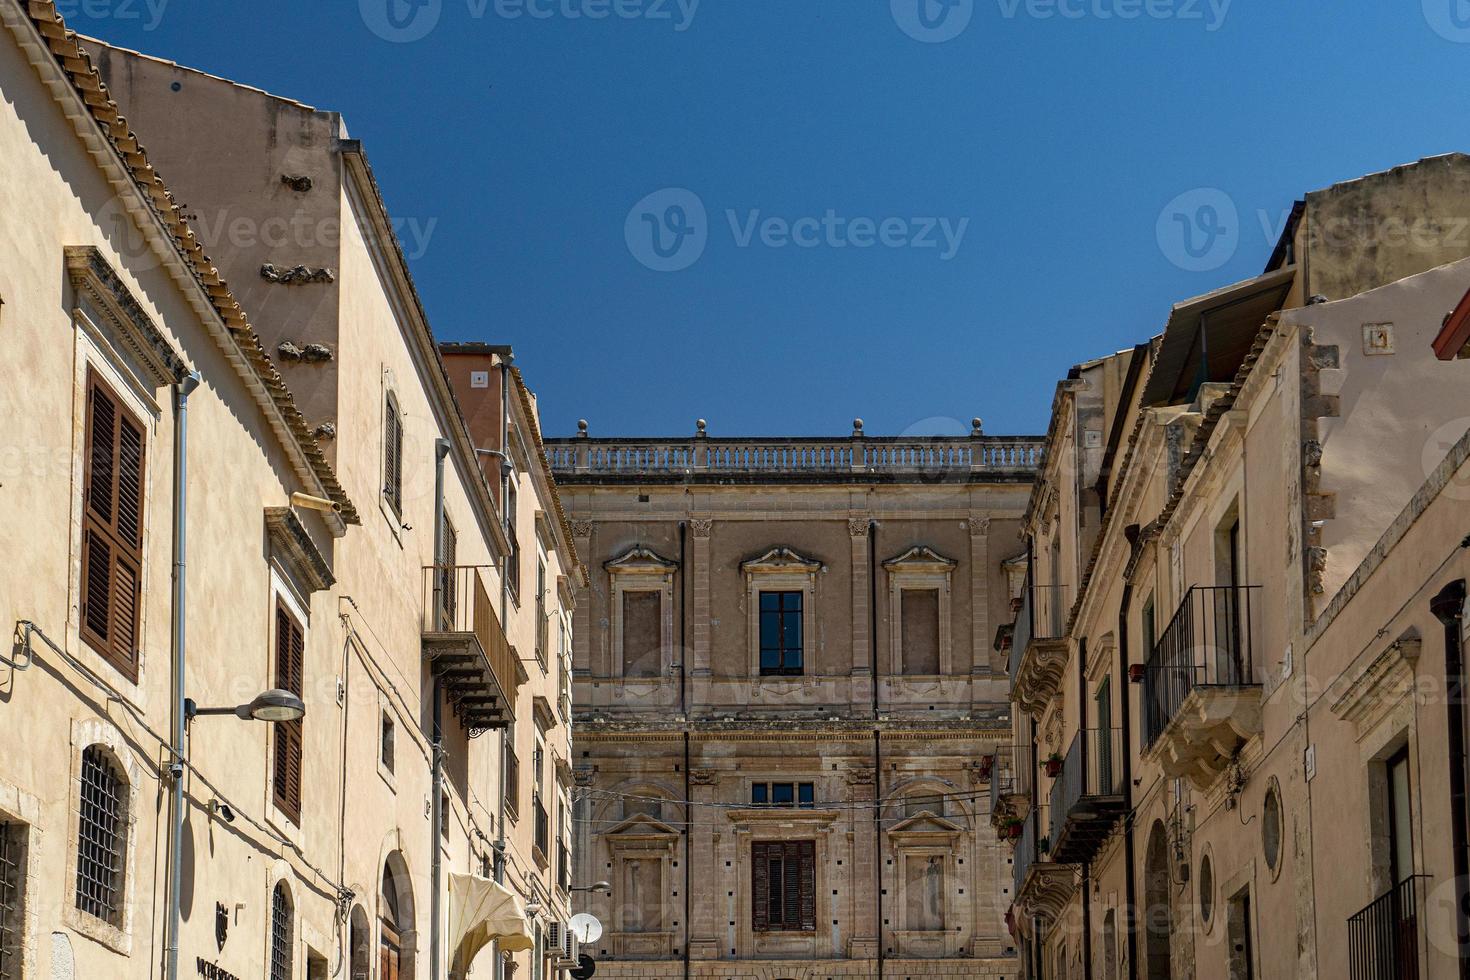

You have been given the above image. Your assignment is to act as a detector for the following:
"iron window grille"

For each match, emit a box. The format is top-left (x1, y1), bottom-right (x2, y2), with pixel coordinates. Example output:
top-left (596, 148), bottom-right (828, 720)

top-left (75, 746), bottom-right (126, 926)
top-left (759, 591), bottom-right (804, 676)
top-left (270, 883), bottom-right (293, 980)
top-left (0, 822), bottom-right (24, 980)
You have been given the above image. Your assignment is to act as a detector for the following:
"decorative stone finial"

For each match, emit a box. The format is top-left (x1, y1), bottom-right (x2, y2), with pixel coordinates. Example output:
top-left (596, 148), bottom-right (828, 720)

top-left (972, 417), bottom-right (984, 436)
top-left (577, 419), bottom-right (589, 437)
top-left (852, 418), bottom-right (864, 436)
top-left (696, 419), bottom-right (708, 436)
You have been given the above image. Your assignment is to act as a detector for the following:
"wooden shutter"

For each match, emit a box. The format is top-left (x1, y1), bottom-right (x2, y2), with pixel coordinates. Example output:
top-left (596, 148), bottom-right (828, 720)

top-left (751, 842), bottom-right (771, 931)
top-left (272, 603), bottom-right (305, 824)
top-left (384, 394), bottom-right (403, 514)
top-left (80, 371), bottom-right (145, 681)
top-left (795, 840), bottom-right (816, 931)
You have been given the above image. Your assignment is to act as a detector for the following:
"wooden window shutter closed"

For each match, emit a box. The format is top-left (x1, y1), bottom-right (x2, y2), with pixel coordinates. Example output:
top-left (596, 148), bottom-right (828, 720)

top-left (273, 604), bottom-right (305, 824)
top-left (751, 842), bottom-right (771, 931)
top-left (384, 394), bottom-right (403, 514)
top-left (796, 840), bottom-right (816, 930)
top-left (80, 371), bottom-right (145, 680)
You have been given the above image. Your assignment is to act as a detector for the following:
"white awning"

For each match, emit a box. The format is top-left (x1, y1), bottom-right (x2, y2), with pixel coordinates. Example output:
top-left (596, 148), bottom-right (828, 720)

top-left (450, 873), bottom-right (535, 964)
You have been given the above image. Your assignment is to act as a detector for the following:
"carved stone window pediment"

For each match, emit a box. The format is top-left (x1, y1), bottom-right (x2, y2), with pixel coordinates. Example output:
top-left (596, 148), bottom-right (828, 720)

top-left (740, 547), bottom-right (822, 575)
top-left (882, 546), bottom-right (957, 573)
top-left (605, 547), bottom-right (679, 574)
top-left (66, 246), bottom-right (187, 389)
top-left (265, 507), bottom-right (334, 594)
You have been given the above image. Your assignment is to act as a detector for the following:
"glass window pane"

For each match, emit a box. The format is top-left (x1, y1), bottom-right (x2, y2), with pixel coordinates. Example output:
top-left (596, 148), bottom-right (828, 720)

top-left (760, 592), bottom-right (780, 611)
top-left (760, 611), bottom-right (780, 648)
top-left (752, 784), bottom-right (768, 805)
top-left (761, 647), bottom-right (780, 671)
top-left (783, 592), bottom-right (802, 613)
top-left (783, 614), bottom-right (802, 649)
top-left (773, 783), bottom-right (794, 805)
top-left (799, 783), bottom-right (814, 807)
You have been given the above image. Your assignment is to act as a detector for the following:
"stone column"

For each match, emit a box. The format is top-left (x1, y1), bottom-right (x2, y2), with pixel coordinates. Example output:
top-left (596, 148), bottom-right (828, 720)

top-left (687, 765), bottom-right (721, 959)
top-left (849, 516), bottom-right (873, 713)
top-left (689, 518), bottom-right (713, 710)
top-left (969, 516), bottom-right (993, 709)
top-left (845, 766), bottom-right (879, 960)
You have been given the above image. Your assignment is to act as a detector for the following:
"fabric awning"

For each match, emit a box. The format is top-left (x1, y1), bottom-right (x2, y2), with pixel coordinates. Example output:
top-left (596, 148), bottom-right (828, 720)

top-left (450, 873), bottom-right (535, 965)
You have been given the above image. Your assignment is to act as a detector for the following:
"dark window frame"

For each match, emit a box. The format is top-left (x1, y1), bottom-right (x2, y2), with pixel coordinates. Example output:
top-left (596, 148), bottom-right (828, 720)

top-left (270, 882), bottom-right (293, 980)
top-left (272, 601), bottom-right (306, 825)
top-left (383, 391), bottom-right (403, 516)
top-left (751, 840), bottom-right (816, 932)
top-left (751, 782), bottom-right (816, 809)
top-left (75, 745), bottom-right (127, 927)
top-left (759, 590), bottom-right (804, 676)
top-left (0, 820), bottom-right (23, 980)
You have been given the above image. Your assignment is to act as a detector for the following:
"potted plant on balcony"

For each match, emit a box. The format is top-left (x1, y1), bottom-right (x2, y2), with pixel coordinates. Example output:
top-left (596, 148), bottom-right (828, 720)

top-left (1002, 817), bottom-right (1024, 841)
top-left (978, 754), bottom-right (995, 780)
top-left (1129, 662), bottom-right (1147, 684)
top-left (1043, 752), bottom-right (1063, 778)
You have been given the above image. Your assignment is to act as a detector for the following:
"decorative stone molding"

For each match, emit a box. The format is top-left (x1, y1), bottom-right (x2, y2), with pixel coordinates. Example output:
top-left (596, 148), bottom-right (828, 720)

top-left (65, 246), bottom-right (187, 387)
top-left (690, 768), bottom-right (718, 786)
top-left (845, 768), bottom-right (876, 786)
top-left (573, 768), bottom-right (596, 788)
top-left (260, 263), bottom-right (336, 284)
top-left (277, 341), bottom-right (335, 363)
top-left (882, 547), bottom-right (957, 676)
top-left (1011, 636), bottom-right (1069, 715)
top-left (741, 548), bottom-right (821, 676)
top-left (280, 174), bottom-right (314, 192)
top-left (571, 520), bottom-right (594, 538)
top-left (606, 547), bottom-right (678, 679)
top-left (265, 507), bottom-right (335, 593)
top-left (314, 422), bottom-right (337, 441)
top-left (967, 517), bottom-right (991, 536)
top-left (1330, 633), bottom-right (1422, 740)
top-left (1145, 688), bottom-right (1263, 790)
top-left (690, 519), bottom-right (713, 538)
top-left (848, 517), bottom-right (871, 537)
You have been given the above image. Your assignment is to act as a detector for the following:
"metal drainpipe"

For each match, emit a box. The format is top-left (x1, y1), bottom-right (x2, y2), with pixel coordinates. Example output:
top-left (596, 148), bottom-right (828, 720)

top-left (679, 521), bottom-right (691, 980)
top-left (164, 371), bottom-right (201, 980)
top-left (494, 359), bottom-right (512, 980)
top-left (868, 519), bottom-right (883, 980)
top-left (431, 437), bottom-right (451, 980)
top-left (1431, 579), bottom-right (1470, 976)
top-left (1077, 637), bottom-right (1092, 980)
top-left (1116, 579), bottom-right (1139, 980)
top-left (1029, 715), bottom-right (1040, 980)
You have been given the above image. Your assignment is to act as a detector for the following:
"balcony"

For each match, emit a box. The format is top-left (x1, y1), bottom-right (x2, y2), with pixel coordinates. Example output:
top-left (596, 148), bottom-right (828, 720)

top-left (987, 743), bottom-right (1032, 834)
top-left (1009, 581), bottom-right (1070, 715)
top-left (1348, 876), bottom-right (1427, 980)
top-left (1142, 586), bottom-right (1261, 789)
top-left (1010, 808), bottom-right (1075, 927)
top-left (1047, 729), bottom-right (1125, 865)
top-left (422, 565), bottom-right (518, 731)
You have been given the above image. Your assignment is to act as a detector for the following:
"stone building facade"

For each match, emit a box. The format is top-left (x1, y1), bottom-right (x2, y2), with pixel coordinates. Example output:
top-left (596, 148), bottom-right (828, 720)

top-left (0, 3), bottom-right (577, 978)
top-left (1003, 155), bottom-right (1470, 980)
top-left (546, 428), bottom-right (1044, 978)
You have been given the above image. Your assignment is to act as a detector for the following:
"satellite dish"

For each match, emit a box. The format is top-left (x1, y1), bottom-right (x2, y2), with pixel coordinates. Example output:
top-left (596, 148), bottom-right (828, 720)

top-left (569, 913), bottom-right (603, 944)
top-left (570, 953), bottom-right (597, 979)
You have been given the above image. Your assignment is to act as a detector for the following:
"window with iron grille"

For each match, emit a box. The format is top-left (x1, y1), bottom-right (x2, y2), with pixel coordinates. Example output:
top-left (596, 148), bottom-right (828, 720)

top-left (80, 370), bottom-right (146, 681)
top-left (272, 603), bottom-right (305, 825)
top-left (0, 822), bottom-right (25, 980)
top-left (75, 745), bottom-right (126, 926)
top-left (383, 392), bottom-right (403, 516)
top-left (270, 883), bottom-right (293, 980)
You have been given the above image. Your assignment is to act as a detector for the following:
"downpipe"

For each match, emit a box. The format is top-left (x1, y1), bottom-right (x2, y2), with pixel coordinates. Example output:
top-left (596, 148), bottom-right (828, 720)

top-left (1431, 579), bottom-right (1470, 976)
top-left (431, 438), bottom-right (451, 980)
top-left (165, 371), bottom-right (202, 980)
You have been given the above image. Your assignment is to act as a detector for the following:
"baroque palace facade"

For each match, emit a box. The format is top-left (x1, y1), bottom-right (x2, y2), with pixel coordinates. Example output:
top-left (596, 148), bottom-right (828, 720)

top-left (547, 427), bottom-right (1045, 978)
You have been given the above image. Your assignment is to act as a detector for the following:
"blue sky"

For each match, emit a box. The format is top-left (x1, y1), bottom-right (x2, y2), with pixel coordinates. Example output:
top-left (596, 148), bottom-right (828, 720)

top-left (73, 0), bottom-right (1470, 437)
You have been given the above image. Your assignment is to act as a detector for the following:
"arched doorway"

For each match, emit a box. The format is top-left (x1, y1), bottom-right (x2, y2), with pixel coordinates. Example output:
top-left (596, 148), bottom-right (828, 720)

top-left (349, 905), bottom-right (371, 980)
top-left (1144, 821), bottom-right (1173, 980)
top-left (380, 855), bottom-right (416, 980)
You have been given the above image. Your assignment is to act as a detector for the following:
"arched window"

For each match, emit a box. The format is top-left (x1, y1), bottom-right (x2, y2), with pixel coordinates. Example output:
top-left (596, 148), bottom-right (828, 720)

top-left (269, 882), bottom-right (293, 980)
top-left (349, 905), bottom-right (371, 980)
top-left (75, 745), bottom-right (127, 927)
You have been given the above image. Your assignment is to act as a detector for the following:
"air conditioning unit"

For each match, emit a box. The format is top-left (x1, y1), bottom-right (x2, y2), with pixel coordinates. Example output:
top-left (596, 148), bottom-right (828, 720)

top-left (551, 921), bottom-right (578, 970)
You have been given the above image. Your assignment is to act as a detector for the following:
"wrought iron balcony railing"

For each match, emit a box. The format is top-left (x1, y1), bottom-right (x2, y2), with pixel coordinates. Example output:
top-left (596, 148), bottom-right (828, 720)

top-left (422, 565), bottom-right (518, 730)
top-left (988, 743), bottom-right (1033, 824)
top-left (1009, 579), bottom-right (1071, 711)
top-left (1048, 728), bottom-right (1126, 864)
top-left (1142, 585), bottom-right (1260, 746)
top-left (1348, 876), bottom-right (1426, 980)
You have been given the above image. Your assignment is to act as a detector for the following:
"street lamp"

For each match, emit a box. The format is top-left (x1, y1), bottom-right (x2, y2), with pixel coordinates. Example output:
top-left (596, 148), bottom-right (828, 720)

top-left (570, 881), bottom-right (611, 894)
top-left (184, 689), bottom-right (306, 723)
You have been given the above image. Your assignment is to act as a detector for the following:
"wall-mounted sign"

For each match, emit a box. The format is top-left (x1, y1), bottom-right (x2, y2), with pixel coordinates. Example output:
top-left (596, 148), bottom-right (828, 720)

top-left (197, 957), bottom-right (242, 980)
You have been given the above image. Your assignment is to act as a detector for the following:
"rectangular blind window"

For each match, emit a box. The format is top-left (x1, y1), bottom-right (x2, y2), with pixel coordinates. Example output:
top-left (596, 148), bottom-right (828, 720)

top-left (622, 591), bottom-right (662, 678)
top-left (80, 371), bottom-right (146, 680)
top-left (902, 589), bottom-right (940, 675)
top-left (751, 840), bottom-right (816, 932)
top-left (272, 603), bottom-right (305, 824)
